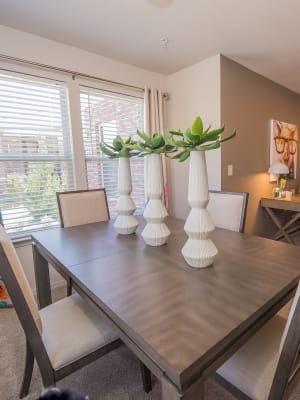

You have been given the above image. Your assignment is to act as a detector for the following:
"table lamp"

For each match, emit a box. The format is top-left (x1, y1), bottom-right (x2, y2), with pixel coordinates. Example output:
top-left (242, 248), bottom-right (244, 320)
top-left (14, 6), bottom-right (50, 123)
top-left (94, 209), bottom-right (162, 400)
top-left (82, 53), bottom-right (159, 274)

top-left (268, 162), bottom-right (289, 197)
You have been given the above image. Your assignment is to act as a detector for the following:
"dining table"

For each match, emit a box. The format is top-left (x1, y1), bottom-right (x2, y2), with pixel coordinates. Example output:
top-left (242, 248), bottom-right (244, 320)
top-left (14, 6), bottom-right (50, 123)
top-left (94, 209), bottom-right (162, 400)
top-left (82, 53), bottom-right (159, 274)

top-left (31, 216), bottom-right (300, 399)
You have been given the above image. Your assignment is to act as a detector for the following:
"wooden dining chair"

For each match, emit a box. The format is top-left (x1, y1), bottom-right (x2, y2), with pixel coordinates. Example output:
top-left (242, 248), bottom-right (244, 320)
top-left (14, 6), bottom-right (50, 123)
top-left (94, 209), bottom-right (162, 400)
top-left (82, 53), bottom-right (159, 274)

top-left (56, 188), bottom-right (152, 393)
top-left (56, 188), bottom-right (110, 228)
top-left (215, 280), bottom-right (300, 400)
top-left (0, 224), bottom-right (122, 398)
top-left (56, 189), bottom-right (110, 296)
top-left (208, 190), bottom-right (249, 233)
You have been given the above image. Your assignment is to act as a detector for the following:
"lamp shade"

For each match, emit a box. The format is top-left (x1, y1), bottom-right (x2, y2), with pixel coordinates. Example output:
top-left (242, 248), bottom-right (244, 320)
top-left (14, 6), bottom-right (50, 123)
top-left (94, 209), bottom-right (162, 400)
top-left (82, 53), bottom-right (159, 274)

top-left (268, 162), bottom-right (289, 174)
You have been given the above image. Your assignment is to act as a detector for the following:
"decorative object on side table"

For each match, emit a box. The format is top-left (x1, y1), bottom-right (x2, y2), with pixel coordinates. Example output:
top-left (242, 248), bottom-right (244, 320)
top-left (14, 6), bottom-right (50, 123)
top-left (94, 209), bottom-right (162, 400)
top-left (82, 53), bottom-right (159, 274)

top-left (268, 161), bottom-right (289, 199)
top-left (127, 131), bottom-right (176, 246)
top-left (100, 136), bottom-right (139, 234)
top-left (168, 116), bottom-right (236, 268)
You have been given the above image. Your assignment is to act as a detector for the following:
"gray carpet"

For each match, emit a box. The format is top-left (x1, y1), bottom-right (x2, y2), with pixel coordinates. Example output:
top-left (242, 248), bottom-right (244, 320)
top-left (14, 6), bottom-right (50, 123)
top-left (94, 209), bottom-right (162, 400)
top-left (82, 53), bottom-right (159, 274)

top-left (0, 286), bottom-right (299, 400)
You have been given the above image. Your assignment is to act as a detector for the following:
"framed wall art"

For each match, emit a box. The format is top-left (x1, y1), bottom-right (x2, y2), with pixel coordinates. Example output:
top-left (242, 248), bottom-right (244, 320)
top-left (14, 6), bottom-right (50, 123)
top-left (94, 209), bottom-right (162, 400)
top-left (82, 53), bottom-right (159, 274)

top-left (270, 119), bottom-right (298, 180)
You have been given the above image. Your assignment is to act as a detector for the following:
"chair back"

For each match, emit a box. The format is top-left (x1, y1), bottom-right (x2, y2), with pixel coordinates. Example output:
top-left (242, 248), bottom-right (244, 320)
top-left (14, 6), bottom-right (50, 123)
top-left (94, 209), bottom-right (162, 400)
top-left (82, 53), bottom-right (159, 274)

top-left (207, 190), bottom-right (249, 233)
top-left (56, 189), bottom-right (110, 228)
top-left (268, 280), bottom-right (300, 400)
top-left (0, 226), bottom-right (42, 333)
top-left (0, 226), bottom-right (52, 375)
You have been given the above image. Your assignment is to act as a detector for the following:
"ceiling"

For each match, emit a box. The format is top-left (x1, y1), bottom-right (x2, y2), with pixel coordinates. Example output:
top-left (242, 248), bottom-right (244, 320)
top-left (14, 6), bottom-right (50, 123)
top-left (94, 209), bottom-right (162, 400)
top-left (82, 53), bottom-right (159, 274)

top-left (1, 0), bottom-right (300, 93)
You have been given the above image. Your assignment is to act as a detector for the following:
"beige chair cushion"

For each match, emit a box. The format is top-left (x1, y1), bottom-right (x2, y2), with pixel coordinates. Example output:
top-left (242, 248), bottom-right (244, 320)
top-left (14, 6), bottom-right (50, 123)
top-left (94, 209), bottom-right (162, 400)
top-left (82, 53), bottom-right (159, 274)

top-left (40, 293), bottom-right (118, 370)
top-left (0, 226), bottom-right (42, 333)
top-left (217, 315), bottom-right (285, 400)
top-left (207, 192), bottom-right (245, 232)
top-left (58, 190), bottom-right (109, 228)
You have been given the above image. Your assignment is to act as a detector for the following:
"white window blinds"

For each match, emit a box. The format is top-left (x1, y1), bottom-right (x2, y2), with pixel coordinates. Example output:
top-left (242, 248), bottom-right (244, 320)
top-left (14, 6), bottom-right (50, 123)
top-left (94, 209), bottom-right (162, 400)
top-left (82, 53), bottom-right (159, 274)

top-left (0, 70), bottom-right (74, 237)
top-left (80, 87), bottom-right (145, 216)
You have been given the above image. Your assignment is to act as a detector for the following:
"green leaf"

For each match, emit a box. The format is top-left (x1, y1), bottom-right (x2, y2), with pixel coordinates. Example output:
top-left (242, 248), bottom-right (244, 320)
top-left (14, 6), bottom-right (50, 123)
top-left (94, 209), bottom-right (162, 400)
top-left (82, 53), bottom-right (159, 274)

top-left (174, 139), bottom-right (190, 147)
top-left (191, 116), bottom-right (203, 135)
top-left (208, 126), bottom-right (225, 136)
top-left (203, 124), bottom-right (212, 134)
top-left (104, 143), bottom-right (117, 151)
top-left (164, 145), bottom-right (177, 152)
top-left (151, 134), bottom-right (164, 149)
top-left (179, 150), bottom-right (190, 162)
top-left (163, 133), bottom-right (176, 146)
top-left (220, 130), bottom-right (237, 143)
top-left (113, 137), bottom-right (123, 151)
top-left (119, 147), bottom-right (130, 157)
top-left (124, 143), bottom-right (137, 150)
top-left (100, 143), bottom-right (117, 157)
top-left (199, 130), bottom-right (222, 144)
top-left (169, 129), bottom-right (183, 136)
top-left (183, 128), bottom-right (193, 143)
top-left (138, 151), bottom-right (150, 157)
top-left (137, 130), bottom-right (151, 144)
top-left (196, 140), bottom-right (221, 151)
top-left (199, 127), bottom-right (224, 143)
top-left (169, 150), bottom-right (189, 159)
top-left (153, 146), bottom-right (166, 153)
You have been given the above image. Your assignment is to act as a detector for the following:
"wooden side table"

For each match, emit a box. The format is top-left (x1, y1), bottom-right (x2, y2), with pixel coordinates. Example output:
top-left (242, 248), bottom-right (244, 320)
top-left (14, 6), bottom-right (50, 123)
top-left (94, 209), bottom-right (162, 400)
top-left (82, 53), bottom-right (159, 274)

top-left (261, 195), bottom-right (300, 244)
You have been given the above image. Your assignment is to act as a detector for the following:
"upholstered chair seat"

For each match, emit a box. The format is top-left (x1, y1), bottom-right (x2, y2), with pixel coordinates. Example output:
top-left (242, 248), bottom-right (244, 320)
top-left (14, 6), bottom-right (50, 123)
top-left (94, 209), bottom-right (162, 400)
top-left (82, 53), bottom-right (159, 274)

top-left (217, 316), bottom-right (285, 400)
top-left (40, 293), bottom-right (118, 370)
top-left (216, 282), bottom-right (300, 400)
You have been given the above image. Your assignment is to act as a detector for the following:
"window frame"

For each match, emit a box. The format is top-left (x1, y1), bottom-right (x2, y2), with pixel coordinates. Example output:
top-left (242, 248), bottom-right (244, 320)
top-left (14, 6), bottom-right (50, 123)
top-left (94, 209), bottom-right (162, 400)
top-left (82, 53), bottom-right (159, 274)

top-left (0, 64), bottom-right (76, 238)
top-left (0, 62), bottom-right (146, 239)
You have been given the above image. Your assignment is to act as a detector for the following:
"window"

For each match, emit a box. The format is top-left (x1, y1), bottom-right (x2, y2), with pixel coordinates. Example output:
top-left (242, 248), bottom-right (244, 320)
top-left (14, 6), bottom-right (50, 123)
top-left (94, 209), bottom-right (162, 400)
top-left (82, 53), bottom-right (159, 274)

top-left (80, 87), bottom-right (145, 216)
top-left (0, 70), bottom-right (74, 236)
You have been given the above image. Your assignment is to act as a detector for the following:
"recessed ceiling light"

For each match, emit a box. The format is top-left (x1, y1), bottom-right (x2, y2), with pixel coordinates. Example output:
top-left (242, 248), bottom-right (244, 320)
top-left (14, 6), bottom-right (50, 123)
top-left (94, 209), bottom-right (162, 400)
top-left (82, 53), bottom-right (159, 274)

top-left (160, 37), bottom-right (170, 46)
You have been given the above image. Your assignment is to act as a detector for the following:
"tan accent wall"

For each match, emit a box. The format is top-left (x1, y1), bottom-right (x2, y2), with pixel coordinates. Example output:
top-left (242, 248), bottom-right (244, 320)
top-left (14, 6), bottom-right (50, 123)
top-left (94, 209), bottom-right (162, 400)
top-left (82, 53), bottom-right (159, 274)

top-left (220, 56), bottom-right (300, 236)
top-left (167, 55), bottom-right (221, 219)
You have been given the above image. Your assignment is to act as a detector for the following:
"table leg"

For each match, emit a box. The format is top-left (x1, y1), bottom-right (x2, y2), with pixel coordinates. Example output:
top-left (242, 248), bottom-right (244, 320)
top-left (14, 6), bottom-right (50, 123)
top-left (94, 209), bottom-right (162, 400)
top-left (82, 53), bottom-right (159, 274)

top-left (264, 207), bottom-right (295, 244)
top-left (273, 212), bottom-right (300, 242)
top-left (32, 242), bottom-right (52, 309)
top-left (161, 376), bottom-right (204, 400)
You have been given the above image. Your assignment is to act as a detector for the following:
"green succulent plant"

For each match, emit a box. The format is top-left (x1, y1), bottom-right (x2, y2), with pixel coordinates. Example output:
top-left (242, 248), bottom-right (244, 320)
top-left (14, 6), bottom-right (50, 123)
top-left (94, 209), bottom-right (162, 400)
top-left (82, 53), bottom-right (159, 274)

top-left (100, 135), bottom-right (139, 158)
top-left (168, 116), bottom-right (236, 162)
top-left (125, 130), bottom-right (176, 156)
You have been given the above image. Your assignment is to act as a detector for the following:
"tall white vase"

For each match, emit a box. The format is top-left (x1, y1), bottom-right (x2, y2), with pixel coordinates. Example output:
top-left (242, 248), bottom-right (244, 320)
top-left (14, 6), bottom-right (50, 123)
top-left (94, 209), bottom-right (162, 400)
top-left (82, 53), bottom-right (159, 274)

top-left (142, 153), bottom-right (170, 246)
top-left (182, 151), bottom-right (218, 268)
top-left (114, 157), bottom-right (139, 235)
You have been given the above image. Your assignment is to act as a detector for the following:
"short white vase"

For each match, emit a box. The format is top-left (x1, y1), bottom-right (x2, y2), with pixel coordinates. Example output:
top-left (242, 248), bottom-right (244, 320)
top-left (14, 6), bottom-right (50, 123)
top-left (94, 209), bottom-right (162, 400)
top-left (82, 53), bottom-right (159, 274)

top-left (182, 151), bottom-right (218, 268)
top-left (142, 153), bottom-right (170, 246)
top-left (114, 157), bottom-right (139, 235)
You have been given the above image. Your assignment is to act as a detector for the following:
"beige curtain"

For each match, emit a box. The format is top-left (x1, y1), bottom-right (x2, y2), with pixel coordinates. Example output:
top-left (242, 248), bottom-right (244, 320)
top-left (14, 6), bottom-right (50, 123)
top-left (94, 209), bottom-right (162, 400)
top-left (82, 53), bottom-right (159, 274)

top-left (144, 87), bottom-right (168, 207)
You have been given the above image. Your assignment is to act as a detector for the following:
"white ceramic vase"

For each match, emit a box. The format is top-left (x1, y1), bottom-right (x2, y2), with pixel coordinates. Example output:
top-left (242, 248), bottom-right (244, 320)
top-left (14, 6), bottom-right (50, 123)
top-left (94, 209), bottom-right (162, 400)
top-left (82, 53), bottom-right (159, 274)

top-left (114, 157), bottom-right (139, 235)
top-left (182, 151), bottom-right (218, 268)
top-left (142, 153), bottom-right (170, 246)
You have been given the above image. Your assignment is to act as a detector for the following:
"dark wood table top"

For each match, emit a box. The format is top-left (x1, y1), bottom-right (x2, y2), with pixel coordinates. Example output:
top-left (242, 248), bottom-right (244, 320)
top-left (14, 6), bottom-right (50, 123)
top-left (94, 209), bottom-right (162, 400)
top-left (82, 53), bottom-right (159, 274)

top-left (32, 217), bottom-right (300, 390)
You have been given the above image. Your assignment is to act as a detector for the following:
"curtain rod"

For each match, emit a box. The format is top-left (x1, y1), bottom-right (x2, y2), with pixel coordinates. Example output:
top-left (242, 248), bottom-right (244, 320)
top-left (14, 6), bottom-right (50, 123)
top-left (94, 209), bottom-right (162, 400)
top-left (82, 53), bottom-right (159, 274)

top-left (0, 53), bottom-right (145, 92)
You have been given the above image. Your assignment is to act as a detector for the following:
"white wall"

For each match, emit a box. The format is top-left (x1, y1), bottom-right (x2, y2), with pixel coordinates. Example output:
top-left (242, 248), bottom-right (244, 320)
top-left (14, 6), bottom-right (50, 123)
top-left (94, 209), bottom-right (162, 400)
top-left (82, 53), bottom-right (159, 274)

top-left (166, 55), bottom-right (221, 219)
top-left (0, 25), bottom-right (166, 90)
top-left (0, 25), bottom-right (167, 290)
